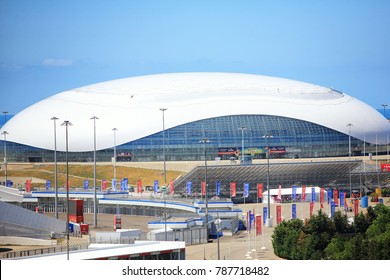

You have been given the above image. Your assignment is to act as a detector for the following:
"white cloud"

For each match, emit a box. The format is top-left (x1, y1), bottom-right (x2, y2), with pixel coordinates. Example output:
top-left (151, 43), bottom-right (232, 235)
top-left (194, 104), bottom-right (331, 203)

top-left (42, 58), bottom-right (73, 67)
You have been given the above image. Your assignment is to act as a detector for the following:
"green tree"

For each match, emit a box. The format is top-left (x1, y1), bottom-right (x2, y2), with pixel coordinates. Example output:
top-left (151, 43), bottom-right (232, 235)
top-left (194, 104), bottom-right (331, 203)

top-left (272, 219), bottom-right (303, 259)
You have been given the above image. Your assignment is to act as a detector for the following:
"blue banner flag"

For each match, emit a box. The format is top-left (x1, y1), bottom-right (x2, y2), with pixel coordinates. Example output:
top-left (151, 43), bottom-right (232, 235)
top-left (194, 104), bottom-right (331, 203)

top-left (123, 178), bottom-right (128, 190)
top-left (84, 180), bottom-right (89, 190)
top-left (292, 185), bottom-right (297, 201)
top-left (216, 181), bottom-right (221, 196)
top-left (243, 183), bottom-right (249, 198)
top-left (327, 189), bottom-right (332, 204)
top-left (112, 179), bottom-right (117, 191)
top-left (340, 191), bottom-right (345, 207)
top-left (46, 180), bottom-right (51, 190)
top-left (154, 180), bottom-right (159, 193)
top-left (186, 181), bottom-right (192, 195)
top-left (311, 187), bottom-right (316, 202)
top-left (292, 204), bottom-right (297, 220)
top-left (263, 207), bottom-right (268, 225)
top-left (120, 179), bottom-right (126, 191)
top-left (6, 180), bottom-right (11, 188)
top-left (331, 201), bottom-right (335, 219)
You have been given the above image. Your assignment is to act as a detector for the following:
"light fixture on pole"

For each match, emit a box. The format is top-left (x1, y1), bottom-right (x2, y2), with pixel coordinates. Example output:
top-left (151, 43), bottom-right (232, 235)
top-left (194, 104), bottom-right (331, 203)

top-left (382, 103), bottom-right (388, 119)
top-left (200, 138), bottom-right (210, 239)
top-left (61, 120), bottom-right (72, 260)
top-left (262, 133), bottom-right (273, 227)
top-left (112, 128), bottom-right (118, 181)
top-left (347, 123), bottom-right (353, 198)
top-left (238, 126), bottom-right (247, 164)
top-left (159, 108), bottom-right (167, 183)
top-left (91, 116), bottom-right (98, 228)
top-left (51, 117), bottom-right (59, 219)
top-left (2, 130), bottom-right (8, 186)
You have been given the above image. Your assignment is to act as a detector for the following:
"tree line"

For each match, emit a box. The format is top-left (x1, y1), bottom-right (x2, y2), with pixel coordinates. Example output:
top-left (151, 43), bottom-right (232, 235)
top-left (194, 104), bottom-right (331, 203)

top-left (272, 203), bottom-right (390, 259)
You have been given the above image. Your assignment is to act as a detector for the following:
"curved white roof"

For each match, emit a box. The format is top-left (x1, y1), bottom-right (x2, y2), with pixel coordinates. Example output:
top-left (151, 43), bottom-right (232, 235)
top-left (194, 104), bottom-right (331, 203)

top-left (2, 72), bottom-right (389, 152)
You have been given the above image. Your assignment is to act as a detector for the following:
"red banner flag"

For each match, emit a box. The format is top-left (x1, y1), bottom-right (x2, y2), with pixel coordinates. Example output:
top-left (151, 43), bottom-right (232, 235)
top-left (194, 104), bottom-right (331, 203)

top-left (354, 199), bottom-right (359, 216)
top-left (256, 215), bottom-right (262, 235)
top-left (257, 183), bottom-right (263, 198)
top-left (169, 181), bottom-right (174, 195)
top-left (26, 179), bottom-right (31, 193)
top-left (310, 202), bottom-right (314, 217)
top-left (333, 189), bottom-right (339, 206)
top-left (137, 180), bottom-right (142, 193)
top-left (302, 185), bottom-right (306, 201)
top-left (102, 179), bottom-right (107, 190)
top-left (277, 185), bottom-right (282, 202)
top-left (201, 181), bottom-right (206, 196)
top-left (320, 188), bottom-right (325, 204)
top-left (276, 205), bottom-right (282, 224)
top-left (67, 180), bottom-right (70, 190)
top-left (230, 182), bottom-right (236, 197)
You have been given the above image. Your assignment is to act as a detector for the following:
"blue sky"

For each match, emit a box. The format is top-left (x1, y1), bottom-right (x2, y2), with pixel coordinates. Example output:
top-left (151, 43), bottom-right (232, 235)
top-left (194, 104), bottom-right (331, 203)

top-left (1, 0), bottom-right (390, 115)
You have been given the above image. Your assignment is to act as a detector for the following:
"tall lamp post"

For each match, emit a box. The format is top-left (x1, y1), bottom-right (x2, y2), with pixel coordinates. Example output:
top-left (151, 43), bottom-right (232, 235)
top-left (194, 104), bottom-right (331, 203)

top-left (200, 138), bottom-right (210, 240)
top-left (262, 134), bottom-right (273, 227)
top-left (347, 123), bottom-right (353, 198)
top-left (239, 126), bottom-right (247, 164)
top-left (51, 117), bottom-right (59, 219)
top-left (61, 120), bottom-right (72, 260)
top-left (91, 116), bottom-right (98, 228)
top-left (382, 104), bottom-right (388, 119)
top-left (2, 130), bottom-right (8, 186)
top-left (159, 108), bottom-right (167, 183)
top-left (112, 128), bottom-right (118, 181)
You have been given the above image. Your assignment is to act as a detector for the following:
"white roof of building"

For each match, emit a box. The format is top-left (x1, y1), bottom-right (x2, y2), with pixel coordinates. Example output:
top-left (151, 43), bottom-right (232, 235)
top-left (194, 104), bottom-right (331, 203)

top-left (2, 72), bottom-right (389, 151)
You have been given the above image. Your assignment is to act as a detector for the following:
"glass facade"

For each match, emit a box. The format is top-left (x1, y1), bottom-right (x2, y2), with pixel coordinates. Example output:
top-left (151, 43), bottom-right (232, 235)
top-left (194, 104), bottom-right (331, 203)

top-left (0, 114), bottom-right (385, 162)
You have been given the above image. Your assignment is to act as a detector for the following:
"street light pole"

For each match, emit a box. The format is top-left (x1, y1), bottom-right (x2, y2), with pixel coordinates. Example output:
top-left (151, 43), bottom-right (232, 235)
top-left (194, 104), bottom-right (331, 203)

top-left (51, 117), bottom-right (59, 219)
top-left (347, 123), bottom-right (353, 198)
top-left (262, 134), bottom-right (273, 227)
top-left (2, 130), bottom-right (8, 186)
top-left (239, 126), bottom-right (246, 164)
top-left (160, 108), bottom-right (167, 183)
top-left (91, 116), bottom-right (98, 228)
top-left (61, 120), bottom-right (72, 260)
top-left (200, 138), bottom-right (210, 240)
top-left (112, 128), bottom-right (118, 181)
top-left (382, 103), bottom-right (388, 119)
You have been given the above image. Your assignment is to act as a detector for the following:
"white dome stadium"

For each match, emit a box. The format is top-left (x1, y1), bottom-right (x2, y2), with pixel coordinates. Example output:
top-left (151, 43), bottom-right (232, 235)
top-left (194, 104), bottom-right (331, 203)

top-left (1, 72), bottom-right (389, 152)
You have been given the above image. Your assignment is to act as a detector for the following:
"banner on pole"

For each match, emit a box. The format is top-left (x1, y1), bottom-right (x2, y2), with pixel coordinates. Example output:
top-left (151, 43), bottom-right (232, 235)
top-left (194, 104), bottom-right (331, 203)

top-left (201, 181), bottom-right (206, 196)
top-left (26, 179), bottom-right (31, 193)
top-left (354, 199), bottom-right (359, 216)
top-left (257, 183), bottom-right (263, 198)
top-left (276, 205), bottom-right (282, 224)
top-left (340, 191), bottom-right (345, 207)
top-left (277, 185), bottom-right (282, 202)
top-left (292, 203), bottom-right (297, 220)
top-left (243, 183), bottom-right (249, 198)
top-left (327, 189), bottom-right (332, 204)
top-left (112, 179), bottom-right (117, 191)
top-left (311, 187), bottom-right (316, 202)
top-left (186, 181), bottom-right (192, 195)
top-left (256, 215), bottom-right (262, 235)
top-left (230, 182), bottom-right (236, 197)
top-left (263, 207), bottom-right (268, 225)
top-left (102, 179), bottom-right (107, 191)
top-left (84, 180), bottom-right (89, 190)
top-left (334, 189), bottom-right (339, 206)
top-left (302, 185), bottom-right (306, 201)
top-left (46, 180), bottom-right (51, 190)
top-left (137, 180), bottom-right (142, 193)
top-left (331, 201), bottom-right (335, 219)
top-left (169, 181), bottom-right (174, 195)
top-left (216, 181), bottom-right (221, 196)
top-left (310, 202), bottom-right (314, 217)
top-left (292, 185), bottom-right (297, 201)
top-left (154, 180), bottom-right (159, 193)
